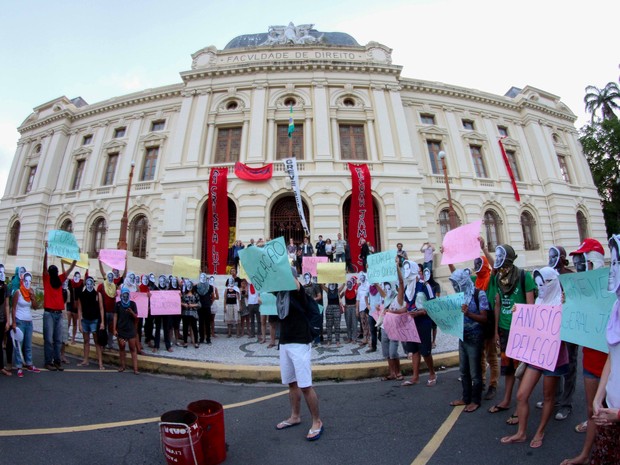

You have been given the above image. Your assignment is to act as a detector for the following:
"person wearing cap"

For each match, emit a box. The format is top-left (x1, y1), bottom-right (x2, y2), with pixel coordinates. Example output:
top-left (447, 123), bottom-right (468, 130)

top-left (275, 266), bottom-right (323, 441)
top-left (43, 243), bottom-right (76, 371)
top-left (488, 244), bottom-right (536, 417)
top-left (77, 277), bottom-right (105, 369)
top-left (588, 234), bottom-right (620, 464)
top-left (561, 238), bottom-right (609, 465)
top-left (113, 287), bottom-right (139, 374)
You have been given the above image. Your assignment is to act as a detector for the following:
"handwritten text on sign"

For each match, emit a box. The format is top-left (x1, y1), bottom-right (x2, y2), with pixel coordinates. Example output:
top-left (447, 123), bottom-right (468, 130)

top-left (366, 250), bottom-right (397, 284)
top-left (382, 312), bottom-right (421, 342)
top-left (559, 268), bottom-right (614, 354)
top-left (424, 293), bottom-right (465, 340)
top-left (238, 237), bottom-right (297, 293)
top-left (47, 230), bottom-right (80, 261)
top-left (507, 304), bottom-right (563, 370)
top-left (149, 290), bottom-right (181, 316)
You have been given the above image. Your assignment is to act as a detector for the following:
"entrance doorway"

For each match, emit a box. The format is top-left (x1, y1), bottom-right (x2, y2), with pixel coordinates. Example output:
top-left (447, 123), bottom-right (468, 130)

top-left (270, 195), bottom-right (310, 246)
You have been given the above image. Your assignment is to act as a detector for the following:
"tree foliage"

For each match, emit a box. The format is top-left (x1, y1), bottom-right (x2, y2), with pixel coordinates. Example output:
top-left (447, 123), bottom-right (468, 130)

top-left (579, 118), bottom-right (620, 236)
top-left (584, 82), bottom-right (620, 122)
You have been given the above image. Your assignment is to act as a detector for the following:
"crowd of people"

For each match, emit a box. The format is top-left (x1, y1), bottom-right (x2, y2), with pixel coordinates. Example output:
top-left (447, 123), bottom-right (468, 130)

top-left (1, 233), bottom-right (619, 459)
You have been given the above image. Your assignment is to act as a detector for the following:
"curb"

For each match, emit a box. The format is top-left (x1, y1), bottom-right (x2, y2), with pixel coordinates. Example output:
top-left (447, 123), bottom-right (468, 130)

top-left (32, 333), bottom-right (460, 382)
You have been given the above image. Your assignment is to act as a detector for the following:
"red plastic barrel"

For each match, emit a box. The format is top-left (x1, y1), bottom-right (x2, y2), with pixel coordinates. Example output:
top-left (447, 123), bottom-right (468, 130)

top-left (160, 410), bottom-right (205, 465)
top-left (187, 400), bottom-right (226, 465)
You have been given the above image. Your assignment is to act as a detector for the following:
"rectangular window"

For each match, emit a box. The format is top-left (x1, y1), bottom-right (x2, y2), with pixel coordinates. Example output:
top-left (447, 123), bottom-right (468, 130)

top-left (141, 147), bottom-right (159, 181)
top-left (102, 153), bottom-right (119, 186)
top-left (557, 155), bottom-right (571, 183)
top-left (462, 120), bottom-right (475, 130)
top-left (276, 124), bottom-right (304, 160)
top-left (150, 120), bottom-right (165, 131)
top-left (498, 125), bottom-right (509, 137)
top-left (214, 127), bottom-right (242, 164)
top-left (420, 114), bottom-right (436, 125)
top-left (506, 150), bottom-right (522, 182)
top-left (427, 141), bottom-right (444, 175)
top-left (470, 145), bottom-right (488, 178)
top-left (24, 165), bottom-right (37, 194)
top-left (71, 160), bottom-right (85, 190)
top-left (114, 127), bottom-right (126, 138)
top-left (82, 134), bottom-right (93, 145)
top-left (339, 124), bottom-right (368, 160)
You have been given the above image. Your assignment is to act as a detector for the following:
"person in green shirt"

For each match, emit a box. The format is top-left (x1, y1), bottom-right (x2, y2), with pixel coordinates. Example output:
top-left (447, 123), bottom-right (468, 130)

top-left (488, 244), bottom-right (536, 419)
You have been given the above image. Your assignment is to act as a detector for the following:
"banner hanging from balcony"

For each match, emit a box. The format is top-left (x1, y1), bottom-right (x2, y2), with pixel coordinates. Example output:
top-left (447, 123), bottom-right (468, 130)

top-left (283, 158), bottom-right (310, 237)
top-left (208, 167), bottom-right (229, 274)
top-left (234, 162), bottom-right (273, 181)
top-left (498, 137), bottom-right (521, 202)
top-left (348, 163), bottom-right (375, 272)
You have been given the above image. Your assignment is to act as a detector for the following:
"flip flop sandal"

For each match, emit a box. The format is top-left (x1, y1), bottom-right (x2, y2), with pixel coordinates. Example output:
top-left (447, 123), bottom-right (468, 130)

top-left (506, 414), bottom-right (519, 425)
top-left (276, 421), bottom-right (301, 430)
top-left (488, 405), bottom-right (510, 414)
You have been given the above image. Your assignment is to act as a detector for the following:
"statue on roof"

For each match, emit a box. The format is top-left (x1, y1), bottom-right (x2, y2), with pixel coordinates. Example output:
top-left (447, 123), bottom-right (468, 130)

top-left (259, 22), bottom-right (319, 46)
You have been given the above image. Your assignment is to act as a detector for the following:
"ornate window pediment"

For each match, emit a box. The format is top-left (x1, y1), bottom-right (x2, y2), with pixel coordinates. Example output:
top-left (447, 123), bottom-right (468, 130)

top-left (72, 146), bottom-right (93, 160)
top-left (102, 139), bottom-right (127, 153)
top-left (418, 125), bottom-right (449, 139)
top-left (139, 132), bottom-right (167, 148)
top-left (462, 131), bottom-right (487, 144)
top-left (500, 136), bottom-right (519, 149)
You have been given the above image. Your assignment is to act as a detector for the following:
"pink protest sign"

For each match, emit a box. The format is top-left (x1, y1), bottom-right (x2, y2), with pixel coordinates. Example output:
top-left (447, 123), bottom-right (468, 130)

top-left (382, 312), bottom-right (421, 343)
top-left (99, 249), bottom-right (127, 271)
top-left (440, 220), bottom-right (482, 265)
top-left (150, 290), bottom-right (182, 316)
top-left (506, 304), bottom-right (563, 371)
top-left (131, 292), bottom-right (149, 318)
top-left (302, 256), bottom-right (328, 277)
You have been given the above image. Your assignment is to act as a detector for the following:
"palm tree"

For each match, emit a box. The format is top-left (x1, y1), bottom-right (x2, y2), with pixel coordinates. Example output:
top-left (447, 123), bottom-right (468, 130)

top-left (584, 82), bottom-right (620, 122)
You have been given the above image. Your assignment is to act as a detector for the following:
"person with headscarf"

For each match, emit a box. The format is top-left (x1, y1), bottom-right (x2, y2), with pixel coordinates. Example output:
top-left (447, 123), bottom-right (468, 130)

top-left (11, 271), bottom-right (40, 377)
top-left (561, 238), bottom-right (609, 465)
top-left (488, 244), bottom-right (536, 415)
top-left (588, 234), bottom-right (620, 465)
top-left (275, 266), bottom-right (323, 441)
top-left (113, 287), bottom-right (139, 374)
top-left (501, 267), bottom-right (569, 448)
top-left (0, 264), bottom-right (13, 376)
top-left (223, 277), bottom-right (240, 338)
top-left (42, 244), bottom-right (76, 371)
top-left (449, 268), bottom-right (489, 412)
top-left (343, 277), bottom-right (358, 343)
top-left (77, 277), bottom-right (105, 369)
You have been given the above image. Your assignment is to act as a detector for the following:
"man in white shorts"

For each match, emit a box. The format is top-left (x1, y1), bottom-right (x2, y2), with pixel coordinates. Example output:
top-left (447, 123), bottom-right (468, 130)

top-left (274, 267), bottom-right (323, 441)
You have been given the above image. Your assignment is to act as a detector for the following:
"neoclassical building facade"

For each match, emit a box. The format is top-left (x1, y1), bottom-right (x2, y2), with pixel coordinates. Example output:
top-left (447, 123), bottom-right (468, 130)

top-left (0, 24), bottom-right (605, 277)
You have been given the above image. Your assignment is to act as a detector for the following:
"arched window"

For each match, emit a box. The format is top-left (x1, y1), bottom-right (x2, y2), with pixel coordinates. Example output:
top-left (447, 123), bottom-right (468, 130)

top-left (130, 215), bottom-right (149, 259)
top-left (438, 208), bottom-right (462, 240)
top-left (484, 210), bottom-right (502, 250)
top-left (520, 211), bottom-right (538, 250)
top-left (89, 217), bottom-right (107, 258)
top-left (576, 211), bottom-right (589, 243)
top-left (60, 219), bottom-right (73, 233)
top-left (7, 221), bottom-right (20, 256)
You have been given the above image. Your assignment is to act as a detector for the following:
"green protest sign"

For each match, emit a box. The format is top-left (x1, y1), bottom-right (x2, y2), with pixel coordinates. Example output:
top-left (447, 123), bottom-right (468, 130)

top-left (367, 250), bottom-right (397, 284)
top-left (559, 268), bottom-right (614, 353)
top-left (238, 237), bottom-right (298, 293)
top-left (424, 293), bottom-right (464, 340)
top-left (47, 230), bottom-right (80, 261)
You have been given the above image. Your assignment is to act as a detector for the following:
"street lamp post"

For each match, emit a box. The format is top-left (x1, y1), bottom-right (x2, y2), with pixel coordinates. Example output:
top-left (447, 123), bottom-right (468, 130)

top-left (438, 151), bottom-right (458, 230)
top-left (117, 161), bottom-right (136, 250)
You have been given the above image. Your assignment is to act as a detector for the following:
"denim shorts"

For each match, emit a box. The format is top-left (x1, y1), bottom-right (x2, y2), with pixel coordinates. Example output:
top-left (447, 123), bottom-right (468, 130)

top-left (583, 368), bottom-right (601, 380)
top-left (81, 319), bottom-right (98, 333)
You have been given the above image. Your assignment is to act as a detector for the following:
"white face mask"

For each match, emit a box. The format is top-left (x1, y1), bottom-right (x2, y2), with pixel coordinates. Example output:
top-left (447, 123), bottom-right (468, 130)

top-left (24, 275), bottom-right (32, 289)
top-left (608, 244), bottom-right (620, 293)
top-left (403, 262), bottom-right (412, 279)
top-left (141, 276), bottom-right (149, 285)
top-left (19, 267), bottom-right (26, 279)
top-left (159, 276), bottom-right (166, 287)
top-left (129, 274), bottom-right (135, 284)
top-left (0, 266), bottom-right (5, 282)
top-left (534, 274), bottom-right (546, 300)
top-left (209, 277), bottom-right (215, 286)
top-left (73, 274), bottom-right (81, 283)
top-left (149, 274), bottom-right (155, 283)
top-left (494, 246), bottom-right (507, 269)
top-left (121, 293), bottom-right (130, 304)
top-left (423, 269), bottom-right (431, 282)
top-left (85, 279), bottom-right (94, 292)
top-left (200, 273), bottom-right (207, 284)
top-left (548, 247), bottom-right (560, 269)
top-left (107, 273), bottom-right (114, 283)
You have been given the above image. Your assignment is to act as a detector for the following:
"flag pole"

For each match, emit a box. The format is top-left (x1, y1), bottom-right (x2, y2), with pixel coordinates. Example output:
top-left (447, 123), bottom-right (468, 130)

top-left (288, 104), bottom-right (294, 157)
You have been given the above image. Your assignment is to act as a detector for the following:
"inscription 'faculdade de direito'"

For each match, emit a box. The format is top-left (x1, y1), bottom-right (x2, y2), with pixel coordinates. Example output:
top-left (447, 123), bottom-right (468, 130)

top-left (219, 49), bottom-right (363, 64)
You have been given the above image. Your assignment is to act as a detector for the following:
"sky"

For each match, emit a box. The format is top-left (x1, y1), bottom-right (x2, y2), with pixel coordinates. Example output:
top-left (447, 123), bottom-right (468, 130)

top-left (1, 0), bottom-right (618, 199)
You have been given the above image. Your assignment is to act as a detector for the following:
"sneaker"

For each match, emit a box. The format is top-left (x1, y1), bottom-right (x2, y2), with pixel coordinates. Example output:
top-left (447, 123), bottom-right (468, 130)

top-left (555, 407), bottom-right (571, 421)
top-left (26, 365), bottom-right (41, 373)
top-left (17, 369), bottom-right (24, 378)
top-left (535, 401), bottom-right (544, 409)
top-left (45, 364), bottom-right (57, 371)
top-left (54, 362), bottom-right (64, 372)
top-left (483, 386), bottom-right (497, 400)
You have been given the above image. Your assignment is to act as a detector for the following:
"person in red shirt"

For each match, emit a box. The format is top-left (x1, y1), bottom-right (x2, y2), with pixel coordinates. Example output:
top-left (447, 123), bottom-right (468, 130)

top-left (43, 244), bottom-right (76, 371)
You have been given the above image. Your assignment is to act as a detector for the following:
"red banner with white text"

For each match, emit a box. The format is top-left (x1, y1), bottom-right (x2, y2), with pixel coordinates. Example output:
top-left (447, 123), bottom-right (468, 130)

top-left (207, 167), bottom-right (229, 274)
top-left (348, 163), bottom-right (375, 272)
top-left (234, 162), bottom-right (273, 181)
top-left (498, 137), bottom-right (521, 202)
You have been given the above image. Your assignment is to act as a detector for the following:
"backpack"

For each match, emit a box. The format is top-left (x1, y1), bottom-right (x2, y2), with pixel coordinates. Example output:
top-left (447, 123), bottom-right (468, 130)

top-left (303, 296), bottom-right (323, 339)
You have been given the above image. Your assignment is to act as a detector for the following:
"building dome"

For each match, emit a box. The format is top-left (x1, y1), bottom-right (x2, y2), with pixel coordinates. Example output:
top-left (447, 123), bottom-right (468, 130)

top-left (224, 24), bottom-right (359, 49)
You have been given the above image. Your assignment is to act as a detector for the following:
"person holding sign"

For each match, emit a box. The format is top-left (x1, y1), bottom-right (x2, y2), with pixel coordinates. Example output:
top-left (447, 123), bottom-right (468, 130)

top-left (587, 235), bottom-right (620, 465)
top-left (488, 244), bottom-right (536, 415)
top-left (43, 244), bottom-right (76, 371)
top-left (501, 267), bottom-right (568, 448)
top-left (449, 269), bottom-right (489, 413)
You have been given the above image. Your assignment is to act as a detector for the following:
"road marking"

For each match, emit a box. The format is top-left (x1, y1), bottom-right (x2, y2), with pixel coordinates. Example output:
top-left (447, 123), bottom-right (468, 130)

top-left (0, 390), bottom-right (289, 437)
top-left (411, 405), bottom-right (464, 465)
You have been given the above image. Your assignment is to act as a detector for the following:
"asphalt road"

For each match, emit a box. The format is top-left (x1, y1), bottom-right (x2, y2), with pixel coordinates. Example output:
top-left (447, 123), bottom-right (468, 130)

top-left (1, 347), bottom-right (590, 465)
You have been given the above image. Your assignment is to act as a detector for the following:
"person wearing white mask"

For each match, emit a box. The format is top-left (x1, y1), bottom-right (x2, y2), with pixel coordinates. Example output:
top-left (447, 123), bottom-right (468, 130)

top-left (11, 272), bottom-right (40, 377)
top-left (77, 277), bottom-right (105, 369)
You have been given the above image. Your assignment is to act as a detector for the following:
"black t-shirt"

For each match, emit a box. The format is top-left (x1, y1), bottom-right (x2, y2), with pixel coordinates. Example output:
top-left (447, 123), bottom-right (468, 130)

top-left (279, 288), bottom-right (312, 345)
top-left (114, 301), bottom-right (137, 339)
top-left (327, 287), bottom-right (340, 306)
top-left (79, 289), bottom-right (100, 321)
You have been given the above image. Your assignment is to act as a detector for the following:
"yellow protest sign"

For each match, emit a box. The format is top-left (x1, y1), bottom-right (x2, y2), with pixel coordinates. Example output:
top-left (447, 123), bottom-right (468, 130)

top-left (316, 262), bottom-right (346, 284)
top-left (172, 256), bottom-right (201, 281)
top-left (61, 253), bottom-right (90, 269)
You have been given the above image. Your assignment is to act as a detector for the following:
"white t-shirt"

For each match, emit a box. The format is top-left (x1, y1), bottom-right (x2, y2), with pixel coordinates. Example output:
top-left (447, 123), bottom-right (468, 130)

top-left (15, 291), bottom-right (33, 321)
top-left (356, 283), bottom-right (370, 311)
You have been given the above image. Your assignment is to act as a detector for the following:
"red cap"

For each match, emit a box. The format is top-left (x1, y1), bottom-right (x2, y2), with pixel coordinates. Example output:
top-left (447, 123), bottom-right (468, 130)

top-left (569, 238), bottom-right (605, 256)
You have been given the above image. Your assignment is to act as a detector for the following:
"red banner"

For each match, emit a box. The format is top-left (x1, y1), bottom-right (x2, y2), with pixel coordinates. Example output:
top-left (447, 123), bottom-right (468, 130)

top-left (348, 163), bottom-right (375, 272)
top-left (234, 162), bottom-right (273, 181)
top-left (207, 167), bottom-right (229, 274)
top-left (498, 137), bottom-right (521, 202)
